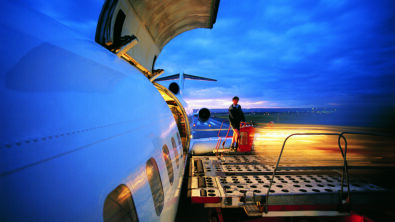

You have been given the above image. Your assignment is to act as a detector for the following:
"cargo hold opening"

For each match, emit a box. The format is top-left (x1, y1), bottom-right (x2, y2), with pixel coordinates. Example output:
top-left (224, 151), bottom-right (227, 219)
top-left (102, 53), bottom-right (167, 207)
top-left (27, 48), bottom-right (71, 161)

top-left (154, 83), bottom-right (190, 154)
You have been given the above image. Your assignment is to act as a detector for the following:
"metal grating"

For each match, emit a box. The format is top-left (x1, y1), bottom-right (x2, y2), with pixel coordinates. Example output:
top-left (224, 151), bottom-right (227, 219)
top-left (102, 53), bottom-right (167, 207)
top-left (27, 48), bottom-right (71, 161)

top-left (189, 155), bottom-right (391, 209)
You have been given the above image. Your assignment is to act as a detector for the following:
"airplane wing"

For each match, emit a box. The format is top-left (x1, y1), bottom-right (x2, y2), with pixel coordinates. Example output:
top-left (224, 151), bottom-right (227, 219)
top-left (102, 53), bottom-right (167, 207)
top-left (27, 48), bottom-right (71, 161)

top-left (183, 74), bottom-right (217, 82)
top-left (155, 73), bottom-right (217, 82)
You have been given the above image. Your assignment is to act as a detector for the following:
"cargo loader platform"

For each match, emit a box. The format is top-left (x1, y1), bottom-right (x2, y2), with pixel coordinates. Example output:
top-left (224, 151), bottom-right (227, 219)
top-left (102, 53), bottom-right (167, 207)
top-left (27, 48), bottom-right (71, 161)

top-left (187, 131), bottom-right (395, 221)
top-left (189, 155), bottom-right (393, 214)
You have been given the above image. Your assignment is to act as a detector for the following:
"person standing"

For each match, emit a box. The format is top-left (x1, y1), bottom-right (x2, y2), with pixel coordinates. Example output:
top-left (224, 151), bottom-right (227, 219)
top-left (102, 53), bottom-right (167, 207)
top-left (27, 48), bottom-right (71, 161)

top-left (228, 96), bottom-right (245, 149)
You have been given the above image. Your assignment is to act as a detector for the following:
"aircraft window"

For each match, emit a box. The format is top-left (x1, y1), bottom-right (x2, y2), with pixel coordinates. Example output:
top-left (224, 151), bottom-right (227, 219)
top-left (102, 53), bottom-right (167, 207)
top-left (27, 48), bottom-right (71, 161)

top-left (103, 184), bottom-right (139, 222)
top-left (146, 158), bottom-right (164, 216)
top-left (171, 137), bottom-right (179, 168)
top-left (95, 0), bottom-right (119, 47)
top-left (162, 145), bottom-right (174, 185)
top-left (152, 55), bottom-right (157, 72)
top-left (96, 2), bottom-right (136, 53)
top-left (113, 9), bottom-right (126, 49)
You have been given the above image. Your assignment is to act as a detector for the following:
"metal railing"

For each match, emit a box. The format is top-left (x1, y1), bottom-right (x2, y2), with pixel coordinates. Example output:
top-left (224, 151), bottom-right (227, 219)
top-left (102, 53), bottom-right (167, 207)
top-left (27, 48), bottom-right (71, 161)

top-left (264, 131), bottom-right (386, 214)
top-left (215, 120), bottom-right (232, 156)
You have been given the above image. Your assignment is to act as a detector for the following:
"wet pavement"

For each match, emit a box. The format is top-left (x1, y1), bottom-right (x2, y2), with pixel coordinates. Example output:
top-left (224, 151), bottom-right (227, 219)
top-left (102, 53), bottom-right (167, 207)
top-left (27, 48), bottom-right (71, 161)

top-left (254, 123), bottom-right (395, 167)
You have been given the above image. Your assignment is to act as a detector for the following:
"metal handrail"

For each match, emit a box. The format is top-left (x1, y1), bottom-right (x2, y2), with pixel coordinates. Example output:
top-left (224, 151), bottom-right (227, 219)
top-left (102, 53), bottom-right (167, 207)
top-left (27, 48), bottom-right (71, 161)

top-left (215, 121), bottom-right (232, 156)
top-left (264, 131), bottom-right (385, 214)
top-left (220, 125), bottom-right (232, 153)
top-left (337, 134), bottom-right (350, 210)
top-left (215, 120), bottom-right (225, 155)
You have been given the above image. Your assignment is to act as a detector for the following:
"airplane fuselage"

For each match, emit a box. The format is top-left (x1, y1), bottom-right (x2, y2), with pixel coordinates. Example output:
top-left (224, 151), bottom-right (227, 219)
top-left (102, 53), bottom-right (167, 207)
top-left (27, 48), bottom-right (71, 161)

top-left (0, 0), bottom-right (219, 221)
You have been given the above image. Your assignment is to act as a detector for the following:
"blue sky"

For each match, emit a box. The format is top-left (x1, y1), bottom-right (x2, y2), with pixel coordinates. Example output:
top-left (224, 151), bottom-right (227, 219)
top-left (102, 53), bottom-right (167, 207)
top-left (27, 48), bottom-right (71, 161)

top-left (156, 0), bottom-right (395, 109)
top-left (19, 0), bottom-right (395, 115)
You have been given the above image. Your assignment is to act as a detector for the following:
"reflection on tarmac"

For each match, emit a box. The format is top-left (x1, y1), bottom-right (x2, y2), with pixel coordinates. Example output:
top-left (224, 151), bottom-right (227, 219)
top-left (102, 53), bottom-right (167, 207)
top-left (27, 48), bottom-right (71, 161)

top-left (254, 123), bottom-right (395, 167)
top-left (191, 118), bottom-right (395, 169)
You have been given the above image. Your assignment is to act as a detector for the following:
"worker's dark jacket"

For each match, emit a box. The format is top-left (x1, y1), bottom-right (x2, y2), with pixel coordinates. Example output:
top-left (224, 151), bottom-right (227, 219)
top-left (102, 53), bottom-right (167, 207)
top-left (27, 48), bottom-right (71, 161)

top-left (228, 104), bottom-right (245, 130)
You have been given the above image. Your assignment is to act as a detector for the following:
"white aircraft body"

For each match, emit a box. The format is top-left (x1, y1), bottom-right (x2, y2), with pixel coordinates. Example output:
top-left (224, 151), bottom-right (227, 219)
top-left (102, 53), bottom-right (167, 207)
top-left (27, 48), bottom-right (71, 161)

top-left (0, 0), bottom-right (219, 221)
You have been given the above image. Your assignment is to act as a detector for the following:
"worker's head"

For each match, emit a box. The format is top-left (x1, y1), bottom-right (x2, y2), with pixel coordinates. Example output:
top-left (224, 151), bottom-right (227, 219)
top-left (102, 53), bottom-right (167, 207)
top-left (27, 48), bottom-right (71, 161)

top-left (232, 96), bottom-right (239, 105)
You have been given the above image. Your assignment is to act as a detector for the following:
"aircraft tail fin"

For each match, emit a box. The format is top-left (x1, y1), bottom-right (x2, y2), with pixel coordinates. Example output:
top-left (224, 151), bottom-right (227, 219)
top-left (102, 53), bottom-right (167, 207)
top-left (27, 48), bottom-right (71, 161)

top-left (154, 74), bottom-right (180, 82)
top-left (183, 74), bottom-right (217, 82)
top-left (154, 73), bottom-right (217, 82)
top-left (154, 73), bottom-right (217, 96)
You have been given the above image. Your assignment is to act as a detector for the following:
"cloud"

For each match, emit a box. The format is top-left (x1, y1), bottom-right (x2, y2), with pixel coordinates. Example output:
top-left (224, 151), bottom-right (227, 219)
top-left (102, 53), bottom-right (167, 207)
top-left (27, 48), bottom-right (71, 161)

top-left (21, 0), bottom-right (102, 37)
top-left (156, 0), bottom-right (395, 110)
top-left (185, 98), bottom-right (276, 109)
